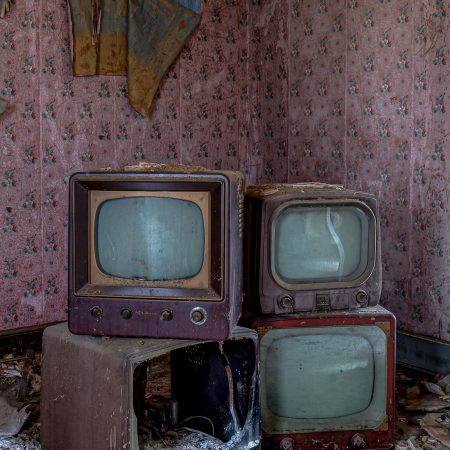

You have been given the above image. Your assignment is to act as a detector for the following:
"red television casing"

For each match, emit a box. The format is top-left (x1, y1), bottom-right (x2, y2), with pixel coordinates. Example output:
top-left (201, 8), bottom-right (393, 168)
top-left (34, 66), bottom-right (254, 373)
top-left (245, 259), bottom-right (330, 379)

top-left (251, 305), bottom-right (396, 450)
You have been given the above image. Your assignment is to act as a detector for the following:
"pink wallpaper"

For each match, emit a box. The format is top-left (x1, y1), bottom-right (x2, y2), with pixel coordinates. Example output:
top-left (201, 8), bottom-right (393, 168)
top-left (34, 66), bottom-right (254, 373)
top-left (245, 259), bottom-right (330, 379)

top-left (0, 0), bottom-right (449, 341)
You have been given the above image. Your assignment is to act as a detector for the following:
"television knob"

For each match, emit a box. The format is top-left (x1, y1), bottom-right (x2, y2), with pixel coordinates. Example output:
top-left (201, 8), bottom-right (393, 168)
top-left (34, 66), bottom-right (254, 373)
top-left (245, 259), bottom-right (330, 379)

top-left (355, 290), bottom-right (369, 306)
top-left (121, 308), bottom-right (132, 320)
top-left (90, 306), bottom-right (103, 319)
top-left (160, 310), bottom-right (173, 321)
top-left (191, 307), bottom-right (207, 325)
top-left (278, 295), bottom-right (294, 311)
top-left (351, 433), bottom-right (367, 449)
top-left (279, 438), bottom-right (294, 450)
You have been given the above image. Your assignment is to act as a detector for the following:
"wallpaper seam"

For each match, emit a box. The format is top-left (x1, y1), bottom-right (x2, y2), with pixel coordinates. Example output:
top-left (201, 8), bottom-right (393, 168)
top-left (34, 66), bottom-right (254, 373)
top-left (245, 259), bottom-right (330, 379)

top-left (178, 44), bottom-right (182, 165)
top-left (286, 0), bottom-right (290, 182)
top-left (409, 0), bottom-right (416, 334)
top-left (243, 0), bottom-right (250, 178)
top-left (39, 0), bottom-right (44, 321)
top-left (343, 3), bottom-right (348, 186)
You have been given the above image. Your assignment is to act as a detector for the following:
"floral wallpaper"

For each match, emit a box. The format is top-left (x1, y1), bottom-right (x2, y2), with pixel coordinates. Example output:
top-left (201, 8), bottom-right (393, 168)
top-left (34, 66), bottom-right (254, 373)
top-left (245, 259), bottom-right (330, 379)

top-left (286, 0), bottom-right (450, 341)
top-left (1, 0), bottom-right (450, 341)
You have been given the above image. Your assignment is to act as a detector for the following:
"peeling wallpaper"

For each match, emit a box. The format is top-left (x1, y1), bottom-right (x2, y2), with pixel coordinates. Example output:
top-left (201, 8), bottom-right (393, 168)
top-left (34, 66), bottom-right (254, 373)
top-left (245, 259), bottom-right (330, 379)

top-left (0, 0), bottom-right (449, 341)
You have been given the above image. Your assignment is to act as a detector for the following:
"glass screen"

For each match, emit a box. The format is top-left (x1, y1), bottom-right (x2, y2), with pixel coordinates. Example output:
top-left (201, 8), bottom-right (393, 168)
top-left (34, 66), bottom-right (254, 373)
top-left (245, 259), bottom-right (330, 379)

top-left (260, 325), bottom-right (387, 433)
top-left (266, 334), bottom-right (373, 418)
top-left (95, 197), bottom-right (204, 281)
top-left (273, 205), bottom-right (370, 284)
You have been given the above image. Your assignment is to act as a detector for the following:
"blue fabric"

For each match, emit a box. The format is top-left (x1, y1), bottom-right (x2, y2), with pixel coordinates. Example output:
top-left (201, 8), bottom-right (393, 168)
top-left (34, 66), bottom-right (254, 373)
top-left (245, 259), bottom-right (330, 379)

top-left (172, 0), bottom-right (201, 14)
top-left (69, 0), bottom-right (200, 115)
top-left (127, 0), bottom-right (200, 115)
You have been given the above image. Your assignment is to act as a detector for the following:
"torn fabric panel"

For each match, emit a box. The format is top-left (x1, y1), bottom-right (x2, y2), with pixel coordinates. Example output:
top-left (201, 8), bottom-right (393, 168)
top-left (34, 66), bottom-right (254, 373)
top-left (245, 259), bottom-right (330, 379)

top-left (68, 0), bottom-right (128, 75)
top-left (67, 0), bottom-right (200, 116)
top-left (127, 0), bottom-right (200, 116)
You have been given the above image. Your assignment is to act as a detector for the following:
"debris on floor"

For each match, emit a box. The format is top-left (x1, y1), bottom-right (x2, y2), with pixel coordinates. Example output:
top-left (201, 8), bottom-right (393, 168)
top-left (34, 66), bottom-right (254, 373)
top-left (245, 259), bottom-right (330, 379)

top-left (420, 414), bottom-right (450, 448)
top-left (396, 366), bottom-right (450, 450)
top-left (0, 424), bottom-right (40, 450)
top-left (1, 329), bottom-right (450, 450)
top-left (140, 426), bottom-right (259, 450)
top-left (140, 427), bottom-right (224, 450)
top-left (0, 331), bottom-right (42, 449)
top-left (0, 396), bottom-right (29, 437)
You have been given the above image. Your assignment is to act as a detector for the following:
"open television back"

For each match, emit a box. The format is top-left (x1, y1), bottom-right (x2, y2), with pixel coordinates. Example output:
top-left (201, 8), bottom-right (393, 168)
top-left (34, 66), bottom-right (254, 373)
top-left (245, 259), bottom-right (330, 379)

top-left (41, 323), bottom-right (260, 449)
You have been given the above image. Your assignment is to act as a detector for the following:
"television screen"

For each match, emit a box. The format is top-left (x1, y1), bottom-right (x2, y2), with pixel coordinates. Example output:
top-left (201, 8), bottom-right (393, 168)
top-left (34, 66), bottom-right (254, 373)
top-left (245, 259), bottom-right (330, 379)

top-left (96, 197), bottom-right (205, 281)
top-left (260, 326), bottom-right (386, 433)
top-left (252, 305), bottom-right (396, 450)
top-left (89, 190), bottom-right (211, 290)
top-left (68, 164), bottom-right (244, 339)
top-left (273, 205), bottom-right (370, 284)
top-left (244, 183), bottom-right (381, 313)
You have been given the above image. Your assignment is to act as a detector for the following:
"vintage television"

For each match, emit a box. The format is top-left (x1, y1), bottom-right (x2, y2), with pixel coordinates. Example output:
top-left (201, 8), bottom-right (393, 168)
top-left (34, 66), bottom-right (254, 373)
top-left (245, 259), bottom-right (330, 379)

top-left (244, 183), bottom-right (381, 314)
top-left (41, 322), bottom-right (260, 450)
top-left (68, 163), bottom-right (244, 340)
top-left (252, 305), bottom-right (396, 450)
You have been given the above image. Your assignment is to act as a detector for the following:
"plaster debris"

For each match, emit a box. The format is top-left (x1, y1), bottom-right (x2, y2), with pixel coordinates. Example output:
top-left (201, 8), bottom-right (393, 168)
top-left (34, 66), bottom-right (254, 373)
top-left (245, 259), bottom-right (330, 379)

top-left (141, 427), bottom-right (260, 450)
top-left (0, 424), bottom-right (41, 449)
top-left (420, 414), bottom-right (450, 448)
top-left (423, 382), bottom-right (446, 397)
top-left (0, 333), bottom-right (41, 449)
top-left (406, 437), bottom-right (423, 450)
top-left (396, 366), bottom-right (450, 450)
top-left (1, 370), bottom-right (22, 379)
top-left (141, 427), bottom-right (224, 449)
top-left (401, 395), bottom-right (450, 412)
top-left (0, 397), bottom-right (28, 437)
top-left (439, 376), bottom-right (450, 395)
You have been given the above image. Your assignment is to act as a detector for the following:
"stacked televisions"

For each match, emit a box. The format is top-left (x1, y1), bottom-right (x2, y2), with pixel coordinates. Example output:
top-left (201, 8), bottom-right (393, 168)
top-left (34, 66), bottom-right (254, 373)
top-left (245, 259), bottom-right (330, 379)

top-left (243, 183), bottom-right (396, 450)
top-left (41, 163), bottom-right (260, 450)
top-left (41, 164), bottom-right (396, 450)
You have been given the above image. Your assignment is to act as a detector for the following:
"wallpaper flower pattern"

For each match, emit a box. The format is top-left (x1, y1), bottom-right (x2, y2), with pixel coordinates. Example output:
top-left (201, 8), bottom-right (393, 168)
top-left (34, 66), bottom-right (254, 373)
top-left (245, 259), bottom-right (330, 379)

top-left (0, 0), bottom-right (450, 341)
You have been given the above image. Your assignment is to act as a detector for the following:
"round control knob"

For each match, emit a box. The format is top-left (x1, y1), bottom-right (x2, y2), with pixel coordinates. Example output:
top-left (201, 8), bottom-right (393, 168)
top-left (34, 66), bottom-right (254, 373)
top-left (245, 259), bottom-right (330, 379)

top-left (160, 309), bottom-right (173, 321)
top-left (191, 307), bottom-right (207, 325)
top-left (278, 295), bottom-right (294, 310)
top-left (355, 290), bottom-right (369, 306)
top-left (280, 437), bottom-right (294, 450)
top-left (351, 433), bottom-right (367, 449)
top-left (90, 306), bottom-right (103, 319)
top-left (121, 308), bottom-right (132, 320)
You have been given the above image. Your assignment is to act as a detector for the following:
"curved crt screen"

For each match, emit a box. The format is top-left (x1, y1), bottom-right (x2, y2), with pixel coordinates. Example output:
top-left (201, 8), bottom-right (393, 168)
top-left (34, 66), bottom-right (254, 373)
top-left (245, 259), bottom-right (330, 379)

top-left (267, 334), bottom-right (373, 419)
top-left (273, 205), bottom-right (370, 284)
top-left (95, 197), bottom-right (205, 281)
top-left (260, 326), bottom-right (387, 433)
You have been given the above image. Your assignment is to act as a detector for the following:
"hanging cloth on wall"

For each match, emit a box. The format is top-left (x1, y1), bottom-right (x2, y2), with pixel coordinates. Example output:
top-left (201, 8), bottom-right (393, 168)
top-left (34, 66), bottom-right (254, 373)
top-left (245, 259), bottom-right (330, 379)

top-left (0, 0), bottom-right (13, 18)
top-left (128, 0), bottom-right (200, 116)
top-left (67, 0), bottom-right (200, 116)
top-left (68, 0), bottom-right (128, 75)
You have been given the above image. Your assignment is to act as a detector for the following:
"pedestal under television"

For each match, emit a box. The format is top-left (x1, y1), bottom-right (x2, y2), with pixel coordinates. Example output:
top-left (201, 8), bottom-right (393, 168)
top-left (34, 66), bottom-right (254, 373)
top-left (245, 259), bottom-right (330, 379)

top-left (40, 323), bottom-right (260, 450)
